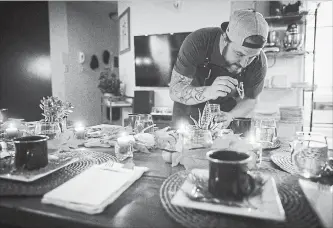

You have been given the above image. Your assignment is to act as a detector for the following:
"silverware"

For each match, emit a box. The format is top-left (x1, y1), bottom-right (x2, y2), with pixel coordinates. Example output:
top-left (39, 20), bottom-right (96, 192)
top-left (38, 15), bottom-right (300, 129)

top-left (180, 186), bottom-right (258, 209)
top-left (318, 183), bottom-right (333, 193)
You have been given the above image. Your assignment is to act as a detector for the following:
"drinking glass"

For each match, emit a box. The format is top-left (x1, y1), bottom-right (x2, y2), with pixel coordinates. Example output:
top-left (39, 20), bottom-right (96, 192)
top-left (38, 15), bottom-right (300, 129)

top-left (134, 114), bottom-right (154, 134)
top-left (291, 132), bottom-right (329, 178)
top-left (255, 118), bottom-right (277, 146)
top-left (125, 114), bottom-right (138, 133)
top-left (207, 103), bottom-right (220, 120)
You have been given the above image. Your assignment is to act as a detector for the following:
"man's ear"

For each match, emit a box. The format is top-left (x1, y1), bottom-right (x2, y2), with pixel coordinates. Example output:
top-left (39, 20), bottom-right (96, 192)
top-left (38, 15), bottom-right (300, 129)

top-left (221, 32), bottom-right (228, 44)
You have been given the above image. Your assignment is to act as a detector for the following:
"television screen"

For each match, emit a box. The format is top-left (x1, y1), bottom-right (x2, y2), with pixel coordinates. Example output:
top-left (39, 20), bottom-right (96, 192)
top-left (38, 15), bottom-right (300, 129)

top-left (134, 32), bottom-right (191, 87)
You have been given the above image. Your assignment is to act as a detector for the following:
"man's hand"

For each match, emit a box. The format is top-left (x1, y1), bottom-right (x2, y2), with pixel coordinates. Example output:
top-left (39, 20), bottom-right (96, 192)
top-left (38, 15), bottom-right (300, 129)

top-left (203, 76), bottom-right (238, 100)
top-left (214, 111), bottom-right (234, 129)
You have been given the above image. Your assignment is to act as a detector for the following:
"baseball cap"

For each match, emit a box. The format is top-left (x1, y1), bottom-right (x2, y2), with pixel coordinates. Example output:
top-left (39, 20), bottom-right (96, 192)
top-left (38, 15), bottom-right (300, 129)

top-left (221, 9), bottom-right (269, 49)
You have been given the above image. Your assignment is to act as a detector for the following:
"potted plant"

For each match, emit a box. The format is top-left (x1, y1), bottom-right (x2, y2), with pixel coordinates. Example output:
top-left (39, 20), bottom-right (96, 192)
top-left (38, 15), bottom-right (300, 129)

top-left (39, 96), bottom-right (74, 134)
top-left (98, 68), bottom-right (122, 100)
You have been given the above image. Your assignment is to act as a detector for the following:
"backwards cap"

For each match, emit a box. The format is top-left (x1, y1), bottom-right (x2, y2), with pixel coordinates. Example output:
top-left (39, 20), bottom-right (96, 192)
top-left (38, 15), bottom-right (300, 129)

top-left (221, 9), bottom-right (269, 49)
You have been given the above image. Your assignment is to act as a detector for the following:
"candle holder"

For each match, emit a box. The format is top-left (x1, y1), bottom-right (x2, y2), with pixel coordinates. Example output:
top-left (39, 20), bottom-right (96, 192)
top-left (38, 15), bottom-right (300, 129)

top-left (75, 128), bottom-right (86, 139)
top-left (5, 126), bottom-right (19, 140)
top-left (115, 142), bottom-right (134, 161)
top-left (115, 135), bottom-right (135, 161)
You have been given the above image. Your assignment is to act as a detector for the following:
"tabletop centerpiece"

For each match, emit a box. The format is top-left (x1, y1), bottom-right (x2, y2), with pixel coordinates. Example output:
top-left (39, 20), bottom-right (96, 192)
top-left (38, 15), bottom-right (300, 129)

top-left (39, 96), bottom-right (74, 135)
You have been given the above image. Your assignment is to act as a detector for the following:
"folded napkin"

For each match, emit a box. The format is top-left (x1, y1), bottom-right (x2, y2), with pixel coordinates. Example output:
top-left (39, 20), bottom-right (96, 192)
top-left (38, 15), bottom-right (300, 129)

top-left (299, 179), bottom-right (333, 228)
top-left (41, 162), bottom-right (149, 214)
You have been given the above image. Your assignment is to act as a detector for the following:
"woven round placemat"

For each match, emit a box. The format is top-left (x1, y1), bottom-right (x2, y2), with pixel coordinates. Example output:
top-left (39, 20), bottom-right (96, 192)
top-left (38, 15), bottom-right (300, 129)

top-left (271, 153), bottom-right (298, 175)
top-left (160, 168), bottom-right (321, 228)
top-left (0, 150), bottom-right (118, 196)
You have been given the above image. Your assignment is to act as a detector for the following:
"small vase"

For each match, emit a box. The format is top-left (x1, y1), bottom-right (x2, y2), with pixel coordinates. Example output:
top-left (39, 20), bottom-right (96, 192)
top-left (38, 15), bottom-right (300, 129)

top-left (35, 121), bottom-right (61, 140)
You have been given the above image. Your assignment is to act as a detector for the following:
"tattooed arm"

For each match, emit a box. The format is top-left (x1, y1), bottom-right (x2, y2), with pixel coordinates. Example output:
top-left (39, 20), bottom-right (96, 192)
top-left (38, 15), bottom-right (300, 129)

top-left (169, 69), bottom-right (238, 105)
top-left (169, 69), bottom-right (209, 105)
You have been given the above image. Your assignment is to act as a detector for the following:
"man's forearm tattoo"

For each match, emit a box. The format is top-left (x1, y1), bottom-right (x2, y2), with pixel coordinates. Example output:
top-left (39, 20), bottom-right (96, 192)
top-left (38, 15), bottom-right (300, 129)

top-left (169, 70), bottom-right (207, 105)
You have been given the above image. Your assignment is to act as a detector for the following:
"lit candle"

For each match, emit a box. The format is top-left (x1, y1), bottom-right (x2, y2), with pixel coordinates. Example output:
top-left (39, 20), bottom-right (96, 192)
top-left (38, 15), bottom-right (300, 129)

top-left (5, 123), bottom-right (18, 139)
top-left (74, 122), bottom-right (85, 139)
top-left (117, 133), bottom-right (135, 147)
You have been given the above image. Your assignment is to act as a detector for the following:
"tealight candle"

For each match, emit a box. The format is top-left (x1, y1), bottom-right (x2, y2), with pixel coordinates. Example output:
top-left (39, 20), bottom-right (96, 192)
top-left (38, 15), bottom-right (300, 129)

top-left (6, 124), bottom-right (18, 139)
top-left (117, 136), bottom-right (131, 147)
top-left (115, 135), bottom-right (134, 161)
top-left (74, 123), bottom-right (85, 139)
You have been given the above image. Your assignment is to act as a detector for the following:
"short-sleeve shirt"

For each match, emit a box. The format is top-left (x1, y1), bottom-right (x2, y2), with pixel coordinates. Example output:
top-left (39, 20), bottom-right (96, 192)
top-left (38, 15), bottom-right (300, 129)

top-left (171, 27), bottom-right (267, 126)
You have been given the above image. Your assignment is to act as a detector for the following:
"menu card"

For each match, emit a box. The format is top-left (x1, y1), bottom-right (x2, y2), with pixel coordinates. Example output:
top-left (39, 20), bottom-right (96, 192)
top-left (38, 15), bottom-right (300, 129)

top-left (41, 162), bottom-right (149, 214)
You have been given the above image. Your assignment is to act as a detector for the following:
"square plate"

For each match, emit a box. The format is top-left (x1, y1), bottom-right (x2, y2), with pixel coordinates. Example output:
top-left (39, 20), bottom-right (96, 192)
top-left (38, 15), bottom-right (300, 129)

top-left (171, 169), bottom-right (286, 221)
top-left (299, 179), bottom-right (333, 228)
top-left (0, 154), bottom-right (78, 182)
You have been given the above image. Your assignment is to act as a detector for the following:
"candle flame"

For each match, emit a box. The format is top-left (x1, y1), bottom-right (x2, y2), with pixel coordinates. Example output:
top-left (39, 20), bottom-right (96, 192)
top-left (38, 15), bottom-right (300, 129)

top-left (8, 123), bottom-right (16, 129)
top-left (74, 122), bottom-right (85, 131)
top-left (119, 131), bottom-right (128, 137)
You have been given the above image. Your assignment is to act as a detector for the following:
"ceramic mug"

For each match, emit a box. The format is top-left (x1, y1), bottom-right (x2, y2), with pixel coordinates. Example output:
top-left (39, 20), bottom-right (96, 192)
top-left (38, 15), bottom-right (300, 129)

top-left (206, 150), bottom-right (256, 200)
top-left (229, 117), bottom-right (252, 137)
top-left (13, 135), bottom-right (49, 170)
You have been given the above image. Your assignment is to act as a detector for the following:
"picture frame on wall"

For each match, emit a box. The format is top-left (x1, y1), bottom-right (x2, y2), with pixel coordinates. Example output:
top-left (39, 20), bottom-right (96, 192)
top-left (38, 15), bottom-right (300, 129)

top-left (119, 7), bottom-right (130, 54)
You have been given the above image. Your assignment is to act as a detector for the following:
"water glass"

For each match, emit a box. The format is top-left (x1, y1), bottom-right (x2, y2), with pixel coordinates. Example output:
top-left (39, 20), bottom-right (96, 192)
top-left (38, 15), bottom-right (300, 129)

top-left (125, 114), bottom-right (138, 133)
top-left (255, 118), bottom-right (277, 145)
top-left (207, 103), bottom-right (220, 120)
top-left (134, 114), bottom-right (154, 134)
top-left (291, 132), bottom-right (329, 178)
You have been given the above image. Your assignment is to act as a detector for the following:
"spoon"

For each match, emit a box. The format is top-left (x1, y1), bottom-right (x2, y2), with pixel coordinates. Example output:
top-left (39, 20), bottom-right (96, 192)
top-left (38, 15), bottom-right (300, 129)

top-left (181, 185), bottom-right (258, 209)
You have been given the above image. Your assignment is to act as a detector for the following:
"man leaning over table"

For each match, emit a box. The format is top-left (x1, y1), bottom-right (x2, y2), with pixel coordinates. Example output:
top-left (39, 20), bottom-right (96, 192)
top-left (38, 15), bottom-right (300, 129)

top-left (169, 9), bottom-right (269, 128)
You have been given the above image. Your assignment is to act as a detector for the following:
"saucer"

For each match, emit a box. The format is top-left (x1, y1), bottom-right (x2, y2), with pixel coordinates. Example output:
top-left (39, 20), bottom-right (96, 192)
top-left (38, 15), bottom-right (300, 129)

top-left (0, 154), bottom-right (78, 182)
top-left (171, 169), bottom-right (286, 221)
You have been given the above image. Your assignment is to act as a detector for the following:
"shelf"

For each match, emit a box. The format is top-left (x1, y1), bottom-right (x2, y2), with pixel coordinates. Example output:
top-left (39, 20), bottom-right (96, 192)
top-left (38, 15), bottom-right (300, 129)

top-left (265, 50), bottom-right (311, 57)
top-left (263, 87), bottom-right (316, 92)
top-left (263, 87), bottom-right (294, 91)
top-left (265, 11), bottom-right (309, 21)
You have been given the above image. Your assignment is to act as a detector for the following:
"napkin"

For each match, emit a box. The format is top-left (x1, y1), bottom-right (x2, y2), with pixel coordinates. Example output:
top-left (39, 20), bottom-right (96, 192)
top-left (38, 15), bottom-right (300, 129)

top-left (41, 162), bottom-right (149, 214)
top-left (299, 179), bottom-right (333, 228)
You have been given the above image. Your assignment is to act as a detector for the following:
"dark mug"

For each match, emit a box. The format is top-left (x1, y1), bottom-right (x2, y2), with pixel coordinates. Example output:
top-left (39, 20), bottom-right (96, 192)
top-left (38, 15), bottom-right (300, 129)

top-left (229, 117), bottom-right (252, 137)
top-left (206, 150), bottom-right (256, 201)
top-left (13, 135), bottom-right (49, 170)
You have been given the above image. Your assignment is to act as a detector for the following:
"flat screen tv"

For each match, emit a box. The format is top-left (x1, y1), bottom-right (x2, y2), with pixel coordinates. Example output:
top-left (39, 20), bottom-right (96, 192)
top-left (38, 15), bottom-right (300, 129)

top-left (134, 32), bottom-right (191, 87)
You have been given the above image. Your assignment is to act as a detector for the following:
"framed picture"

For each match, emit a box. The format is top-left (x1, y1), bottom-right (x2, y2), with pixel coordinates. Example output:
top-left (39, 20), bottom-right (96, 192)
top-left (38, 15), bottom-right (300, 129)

top-left (119, 7), bottom-right (131, 54)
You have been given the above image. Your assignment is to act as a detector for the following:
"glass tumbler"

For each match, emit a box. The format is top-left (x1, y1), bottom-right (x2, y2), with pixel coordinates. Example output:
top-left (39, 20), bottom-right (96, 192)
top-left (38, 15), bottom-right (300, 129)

top-left (291, 132), bottom-right (330, 178)
top-left (134, 114), bottom-right (154, 134)
top-left (255, 118), bottom-right (277, 146)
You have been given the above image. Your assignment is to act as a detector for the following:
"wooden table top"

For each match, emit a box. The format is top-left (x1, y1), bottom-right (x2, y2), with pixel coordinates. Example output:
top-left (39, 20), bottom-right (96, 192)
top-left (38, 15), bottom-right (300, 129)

top-left (0, 145), bottom-right (324, 228)
top-left (0, 148), bottom-right (186, 228)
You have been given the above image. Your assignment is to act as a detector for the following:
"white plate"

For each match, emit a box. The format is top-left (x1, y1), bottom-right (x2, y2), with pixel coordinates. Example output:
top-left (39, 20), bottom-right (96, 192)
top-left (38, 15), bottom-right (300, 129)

top-left (171, 169), bottom-right (286, 222)
top-left (299, 179), bottom-right (333, 228)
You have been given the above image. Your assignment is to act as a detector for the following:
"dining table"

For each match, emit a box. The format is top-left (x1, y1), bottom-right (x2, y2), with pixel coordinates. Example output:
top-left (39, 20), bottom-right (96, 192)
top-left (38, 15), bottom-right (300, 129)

top-left (0, 137), bottom-right (331, 228)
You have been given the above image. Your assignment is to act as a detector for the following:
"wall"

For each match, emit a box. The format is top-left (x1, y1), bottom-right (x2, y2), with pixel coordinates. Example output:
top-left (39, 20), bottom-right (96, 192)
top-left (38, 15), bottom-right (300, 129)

top-left (49, 2), bottom-right (118, 126)
top-left (118, 0), bottom-right (304, 120)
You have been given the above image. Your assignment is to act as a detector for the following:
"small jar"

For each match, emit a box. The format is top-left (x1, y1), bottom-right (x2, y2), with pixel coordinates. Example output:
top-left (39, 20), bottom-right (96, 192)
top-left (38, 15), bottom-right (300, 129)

top-left (184, 127), bottom-right (213, 149)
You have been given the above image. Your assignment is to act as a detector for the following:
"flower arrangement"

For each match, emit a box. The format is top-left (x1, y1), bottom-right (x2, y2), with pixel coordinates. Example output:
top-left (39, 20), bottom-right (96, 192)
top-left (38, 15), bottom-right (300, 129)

top-left (39, 96), bottom-right (74, 123)
top-left (98, 68), bottom-right (121, 95)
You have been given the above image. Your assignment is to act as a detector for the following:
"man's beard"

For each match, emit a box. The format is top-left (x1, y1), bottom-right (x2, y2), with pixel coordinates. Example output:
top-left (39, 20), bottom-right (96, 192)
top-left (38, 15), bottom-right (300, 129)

top-left (221, 44), bottom-right (243, 75)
